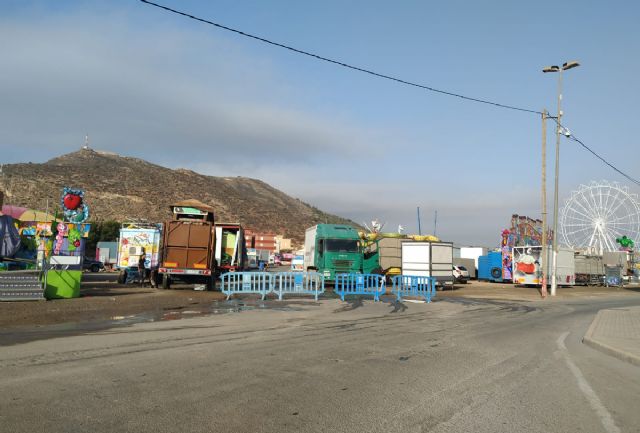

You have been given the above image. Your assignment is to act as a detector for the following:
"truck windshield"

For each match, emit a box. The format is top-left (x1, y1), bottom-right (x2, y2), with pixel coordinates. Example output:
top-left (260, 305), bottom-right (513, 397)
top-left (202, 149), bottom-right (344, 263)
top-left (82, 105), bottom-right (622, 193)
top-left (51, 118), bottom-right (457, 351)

top-left (325, 239), bottom-right (358, 253)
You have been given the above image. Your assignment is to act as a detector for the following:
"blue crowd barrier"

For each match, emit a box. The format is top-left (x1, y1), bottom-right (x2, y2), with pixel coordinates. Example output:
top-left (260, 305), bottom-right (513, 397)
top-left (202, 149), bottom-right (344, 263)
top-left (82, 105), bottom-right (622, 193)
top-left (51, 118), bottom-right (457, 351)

top-left (220, 272), bottom-right (273, 300)
top-left (334, 273), bottom-right (385, 302)
top-left (273, 272), bottom-right (325, 301)
top-left (391, 275), bottom-right (436, 303)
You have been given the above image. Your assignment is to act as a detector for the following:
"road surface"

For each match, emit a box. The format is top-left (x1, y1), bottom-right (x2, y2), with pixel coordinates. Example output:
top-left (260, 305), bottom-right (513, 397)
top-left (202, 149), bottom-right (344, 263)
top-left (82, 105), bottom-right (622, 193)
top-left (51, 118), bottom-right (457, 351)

top-left (1, 295), bottom-right (639, 432)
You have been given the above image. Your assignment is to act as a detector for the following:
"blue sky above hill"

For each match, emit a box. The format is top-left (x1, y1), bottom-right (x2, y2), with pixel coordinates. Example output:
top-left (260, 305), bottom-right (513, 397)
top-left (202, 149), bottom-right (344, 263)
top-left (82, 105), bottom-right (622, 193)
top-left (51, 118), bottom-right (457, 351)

top-left (2, 0), bottom-right (639, 246)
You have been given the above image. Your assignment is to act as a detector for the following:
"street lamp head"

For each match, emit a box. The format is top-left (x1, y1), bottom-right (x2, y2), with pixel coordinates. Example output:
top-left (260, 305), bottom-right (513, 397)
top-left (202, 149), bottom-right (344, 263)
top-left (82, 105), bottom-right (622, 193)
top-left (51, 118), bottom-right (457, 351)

top-left (543, 65), bottom-right (560, 73)
top-left (562, 60), bottom-right (580, 70)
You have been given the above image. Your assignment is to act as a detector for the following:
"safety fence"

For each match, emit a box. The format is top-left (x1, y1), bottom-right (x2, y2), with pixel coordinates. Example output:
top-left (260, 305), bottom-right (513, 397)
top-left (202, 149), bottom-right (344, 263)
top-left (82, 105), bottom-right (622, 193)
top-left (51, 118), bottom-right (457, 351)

top-left (334, 273), bottom-right (386, 302)
top-left (391, 275), bottom-right (437, 303)
top-left (221, 272), bottom-right (273, 300)
top-left (274, 272), bottom-right (325, 300)
top-left (220, 272), bottom-right (325, 301)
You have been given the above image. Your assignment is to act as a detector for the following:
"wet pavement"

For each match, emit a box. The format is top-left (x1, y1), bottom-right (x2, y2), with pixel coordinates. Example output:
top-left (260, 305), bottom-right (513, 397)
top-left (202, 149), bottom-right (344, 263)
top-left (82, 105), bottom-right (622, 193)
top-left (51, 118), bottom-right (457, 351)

top-left (0, 297), bottom-right (319, 346)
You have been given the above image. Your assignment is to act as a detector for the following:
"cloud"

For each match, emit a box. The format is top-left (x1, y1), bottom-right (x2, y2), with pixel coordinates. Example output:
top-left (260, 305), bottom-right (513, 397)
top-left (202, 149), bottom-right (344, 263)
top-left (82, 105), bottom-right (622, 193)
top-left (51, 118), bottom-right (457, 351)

top-left (0, 8), bottom-right (379, 166)
top-left (0, 4), bottom-right (548, 248)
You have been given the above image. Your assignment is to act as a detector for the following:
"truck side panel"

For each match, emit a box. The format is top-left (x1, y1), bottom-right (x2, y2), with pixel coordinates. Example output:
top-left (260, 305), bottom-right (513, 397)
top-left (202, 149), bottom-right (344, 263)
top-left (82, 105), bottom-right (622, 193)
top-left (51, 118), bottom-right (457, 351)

top-left (401, 241), bottom-right (454, 283)
top-left (430, 243), bottom-right (454, 282)
top-left (401, 242), bottom-right (431, 276)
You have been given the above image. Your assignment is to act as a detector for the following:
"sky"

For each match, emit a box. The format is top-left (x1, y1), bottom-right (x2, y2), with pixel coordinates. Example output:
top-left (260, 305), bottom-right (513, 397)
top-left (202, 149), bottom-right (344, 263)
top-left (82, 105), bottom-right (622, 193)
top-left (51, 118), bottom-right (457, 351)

top-left (1, 0), bottom-right (639, 247)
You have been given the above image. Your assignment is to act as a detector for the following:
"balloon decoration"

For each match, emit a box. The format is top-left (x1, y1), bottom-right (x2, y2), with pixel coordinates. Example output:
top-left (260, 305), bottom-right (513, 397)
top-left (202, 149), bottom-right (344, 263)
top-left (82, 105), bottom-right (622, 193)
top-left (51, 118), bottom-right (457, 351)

top-left (54, 222), bottom-right (68, 255)
top-left (616, 235), bottom-right (635, 250)
top-left (67, 227), bottom-right (82, 252)
top-left (61, 187), bottom-right (90, 223)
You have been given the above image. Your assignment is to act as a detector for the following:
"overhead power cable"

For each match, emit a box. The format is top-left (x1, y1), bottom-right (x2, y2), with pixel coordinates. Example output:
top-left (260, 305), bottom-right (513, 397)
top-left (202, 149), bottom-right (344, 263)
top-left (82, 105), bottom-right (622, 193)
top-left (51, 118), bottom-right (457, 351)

top-left (548, 117), bottom-right (640, 187)
top-left (568, 135), bottom-right (640, 187)
top-left (138, 0), bottom-right (542, 115)
top-left (138, 0), bottom-right (639, 187)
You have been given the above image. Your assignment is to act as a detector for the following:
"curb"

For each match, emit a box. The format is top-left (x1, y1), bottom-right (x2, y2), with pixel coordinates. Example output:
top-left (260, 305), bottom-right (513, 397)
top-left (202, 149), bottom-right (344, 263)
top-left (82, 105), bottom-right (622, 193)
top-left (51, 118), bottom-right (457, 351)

top-left (582, 309), bottom-right (640, 367)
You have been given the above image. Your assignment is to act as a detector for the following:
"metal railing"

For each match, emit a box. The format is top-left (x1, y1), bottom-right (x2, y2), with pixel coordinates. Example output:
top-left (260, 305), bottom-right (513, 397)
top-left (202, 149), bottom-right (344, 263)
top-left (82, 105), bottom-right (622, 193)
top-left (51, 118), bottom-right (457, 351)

top-left (391, 275), bottom-right (437, 303)
top-left (273, 272), bottom-right (324, 301)
top-left (334, 273), bottom-right (386, 302)
top-left (220, 272), bottom-right (273, 300)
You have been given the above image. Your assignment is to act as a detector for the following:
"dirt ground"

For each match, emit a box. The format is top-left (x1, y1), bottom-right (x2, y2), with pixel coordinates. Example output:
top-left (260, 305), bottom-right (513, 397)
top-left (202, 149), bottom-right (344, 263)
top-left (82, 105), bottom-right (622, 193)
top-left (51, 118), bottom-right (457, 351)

top-left (1, 277), bottom-right (639, 329)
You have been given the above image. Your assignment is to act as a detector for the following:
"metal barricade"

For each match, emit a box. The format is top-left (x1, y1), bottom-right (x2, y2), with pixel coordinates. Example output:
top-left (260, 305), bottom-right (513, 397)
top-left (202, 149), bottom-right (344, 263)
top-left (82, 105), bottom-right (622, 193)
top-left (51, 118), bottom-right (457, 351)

top-left (391, 275), bottom-right (437, 303)
top-left (334, 273), bottom-right (385, 302)
top-left (220, 272), bottom-right (273, 300)
top-left (273, 272), bottom-right (325, 301)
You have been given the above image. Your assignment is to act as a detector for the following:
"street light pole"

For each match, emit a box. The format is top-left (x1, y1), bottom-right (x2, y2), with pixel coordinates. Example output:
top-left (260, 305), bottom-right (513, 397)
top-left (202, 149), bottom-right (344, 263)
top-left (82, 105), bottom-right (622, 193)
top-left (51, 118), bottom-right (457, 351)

top-left (543, 61), bottom-right (580, 296)
top-left (541, 109), bottom-right (548, 297)
top-left (551, 68), bottom-right (563, 297)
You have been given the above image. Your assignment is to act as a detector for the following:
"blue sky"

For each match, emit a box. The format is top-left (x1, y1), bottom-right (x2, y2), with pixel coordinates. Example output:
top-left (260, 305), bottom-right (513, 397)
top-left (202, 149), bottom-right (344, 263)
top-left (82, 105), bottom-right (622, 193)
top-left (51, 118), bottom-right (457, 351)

top-left (1, 0), bottom-right (639, 246)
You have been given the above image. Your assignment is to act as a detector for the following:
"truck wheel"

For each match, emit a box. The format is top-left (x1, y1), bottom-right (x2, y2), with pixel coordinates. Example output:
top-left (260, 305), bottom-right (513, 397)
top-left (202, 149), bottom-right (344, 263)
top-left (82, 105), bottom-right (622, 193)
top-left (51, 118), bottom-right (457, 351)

top-left (161, 274), bottom-right (171, 290)
top-left (206, 276), bottom-right (215, 291)
top-left (490, 268), bottom-right (502, 280)
top-left (117, 270), bottom-right (126, 284)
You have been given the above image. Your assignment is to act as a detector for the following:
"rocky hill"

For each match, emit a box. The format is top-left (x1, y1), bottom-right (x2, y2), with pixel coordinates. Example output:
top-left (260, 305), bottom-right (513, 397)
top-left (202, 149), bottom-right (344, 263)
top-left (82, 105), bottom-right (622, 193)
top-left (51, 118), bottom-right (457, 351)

top-left (0, 148), bottom-right (356, 243)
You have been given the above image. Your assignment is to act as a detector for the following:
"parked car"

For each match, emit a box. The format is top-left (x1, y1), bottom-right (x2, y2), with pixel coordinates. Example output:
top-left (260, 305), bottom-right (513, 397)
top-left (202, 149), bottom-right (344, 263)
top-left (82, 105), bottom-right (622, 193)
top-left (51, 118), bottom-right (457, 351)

top-left (453, 265), bottom-right (470, 283)
top-left (83, 257), bottom-right (105, 273)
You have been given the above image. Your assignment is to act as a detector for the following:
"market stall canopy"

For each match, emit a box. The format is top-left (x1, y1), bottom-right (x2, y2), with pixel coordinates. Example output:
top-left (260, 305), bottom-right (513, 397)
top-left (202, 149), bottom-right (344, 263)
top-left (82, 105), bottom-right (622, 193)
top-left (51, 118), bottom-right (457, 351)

top-left (1, 205), bottom-right (60, 222)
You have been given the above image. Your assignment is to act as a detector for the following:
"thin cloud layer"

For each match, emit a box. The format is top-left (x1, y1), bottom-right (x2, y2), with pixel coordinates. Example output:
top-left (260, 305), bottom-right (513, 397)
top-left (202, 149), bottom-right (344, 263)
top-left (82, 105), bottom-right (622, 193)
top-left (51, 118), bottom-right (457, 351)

top-left (0, 10), bottom-right (375, 165)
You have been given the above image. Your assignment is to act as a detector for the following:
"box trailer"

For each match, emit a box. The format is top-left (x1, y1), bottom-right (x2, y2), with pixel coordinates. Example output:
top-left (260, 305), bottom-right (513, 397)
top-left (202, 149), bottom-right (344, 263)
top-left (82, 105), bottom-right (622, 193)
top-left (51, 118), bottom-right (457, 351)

top-left (158, 201), bottom-right (217, 290)
top-left (478, 251), bottom-right (505, 282)
top-left (214, 223), bottom-right (246, 272)
top-left (574, 254), bottom-right (604, 285)
top-left (512, 246), bottom-right (575, 286)
top-left (603, 251), bottom-right (629, 268)
top-left (96, 241), bottom-right (118, 267)
top-left (116, 224), bottom-right (163, 270)
top-left (460, 247), bottom-right (488, 277)
top-left (115, 223), bottom-right (163, 283)
top-left (401, 241), bottom-right (454, 286)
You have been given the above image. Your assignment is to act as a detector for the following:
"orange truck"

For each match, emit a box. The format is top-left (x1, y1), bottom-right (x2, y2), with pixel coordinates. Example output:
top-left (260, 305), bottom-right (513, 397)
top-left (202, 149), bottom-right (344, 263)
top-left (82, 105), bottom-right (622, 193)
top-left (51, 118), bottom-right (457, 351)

top-left (158, 200), bottom-right (217, 290)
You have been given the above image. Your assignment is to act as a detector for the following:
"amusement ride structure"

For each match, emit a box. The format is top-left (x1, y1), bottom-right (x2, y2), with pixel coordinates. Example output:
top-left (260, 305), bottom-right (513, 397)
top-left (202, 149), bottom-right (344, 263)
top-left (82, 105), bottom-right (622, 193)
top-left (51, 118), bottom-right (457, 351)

top-left (560, 181), bottom-right (640, 254)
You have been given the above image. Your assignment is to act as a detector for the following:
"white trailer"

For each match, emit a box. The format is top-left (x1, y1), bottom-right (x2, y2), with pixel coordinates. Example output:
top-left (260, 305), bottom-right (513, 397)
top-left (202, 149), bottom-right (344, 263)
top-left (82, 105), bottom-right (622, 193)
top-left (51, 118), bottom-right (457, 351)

top-left (303, 225), bottom-right (318, 270)
top-left (512, 246), bottom-right (575, 286)
top-left (214, 223), bottom-right (245, 272)
top-left (460, 247), bottom-right (488, 276)
top-left (401, 241), bottom-right (454, 286)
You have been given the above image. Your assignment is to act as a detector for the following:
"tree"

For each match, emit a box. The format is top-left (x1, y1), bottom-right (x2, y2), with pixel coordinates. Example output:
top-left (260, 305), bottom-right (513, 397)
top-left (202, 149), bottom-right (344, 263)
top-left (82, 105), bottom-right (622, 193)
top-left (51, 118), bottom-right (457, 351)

top-left (86, 220), bottom-right (121, 256)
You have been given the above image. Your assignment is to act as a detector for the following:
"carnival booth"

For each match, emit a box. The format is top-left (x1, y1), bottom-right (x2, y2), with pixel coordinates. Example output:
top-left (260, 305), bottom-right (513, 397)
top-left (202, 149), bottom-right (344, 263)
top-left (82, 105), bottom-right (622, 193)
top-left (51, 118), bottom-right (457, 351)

top-left (42, 188), bottom-right (91, 299)
top-left (3, 188), bottom-right (92, 300)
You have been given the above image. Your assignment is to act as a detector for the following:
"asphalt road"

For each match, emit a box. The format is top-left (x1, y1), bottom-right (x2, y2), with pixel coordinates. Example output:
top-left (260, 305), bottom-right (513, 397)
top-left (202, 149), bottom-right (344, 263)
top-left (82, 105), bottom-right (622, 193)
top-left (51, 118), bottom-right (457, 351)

top-left (1, 295), bottom-right (639, 433)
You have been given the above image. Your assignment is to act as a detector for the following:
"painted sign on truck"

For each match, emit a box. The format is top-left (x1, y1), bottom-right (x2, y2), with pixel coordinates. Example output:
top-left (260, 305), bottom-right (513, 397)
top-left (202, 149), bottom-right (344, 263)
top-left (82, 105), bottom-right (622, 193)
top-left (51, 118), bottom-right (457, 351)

top-left (116, 224), bottom-right (163, 269)
top-left (512, 245), bottom-right (575, 286)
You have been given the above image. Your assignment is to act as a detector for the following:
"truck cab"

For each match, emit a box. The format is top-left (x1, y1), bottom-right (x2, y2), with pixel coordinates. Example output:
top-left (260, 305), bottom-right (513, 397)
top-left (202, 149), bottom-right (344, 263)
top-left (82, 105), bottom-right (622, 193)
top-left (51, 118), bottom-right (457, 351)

top-left (304, 224), bottom-right (379, 280)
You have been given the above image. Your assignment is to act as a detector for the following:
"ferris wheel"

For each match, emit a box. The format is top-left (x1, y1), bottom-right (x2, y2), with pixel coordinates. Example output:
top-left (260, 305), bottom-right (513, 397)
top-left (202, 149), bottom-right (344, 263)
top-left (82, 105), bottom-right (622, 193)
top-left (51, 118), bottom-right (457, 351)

top-left (560, 181), bottom-right (640, 253)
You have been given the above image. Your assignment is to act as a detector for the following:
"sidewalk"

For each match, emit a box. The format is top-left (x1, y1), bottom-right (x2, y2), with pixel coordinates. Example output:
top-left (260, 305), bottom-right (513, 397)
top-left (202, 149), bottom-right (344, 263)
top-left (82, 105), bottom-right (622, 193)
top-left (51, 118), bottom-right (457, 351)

top-left (583, 306), bottom-right (640, 366)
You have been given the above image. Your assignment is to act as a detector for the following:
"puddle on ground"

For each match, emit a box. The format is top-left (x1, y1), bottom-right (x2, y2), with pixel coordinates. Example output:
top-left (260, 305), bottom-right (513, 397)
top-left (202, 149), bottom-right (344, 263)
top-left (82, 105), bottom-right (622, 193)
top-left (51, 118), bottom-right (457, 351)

top-left (0, 298), bottom-right (317, 346)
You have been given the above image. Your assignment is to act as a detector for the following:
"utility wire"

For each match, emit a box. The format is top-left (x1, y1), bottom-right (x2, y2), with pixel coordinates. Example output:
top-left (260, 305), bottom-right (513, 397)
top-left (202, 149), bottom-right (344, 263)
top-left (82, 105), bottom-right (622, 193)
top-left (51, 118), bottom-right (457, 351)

top-left (568, 135), bottom-right (640, 187)
top-left (548, 117), bottom-right (640, 187)
top-left (139, 0), bottom-right (542, 115)
top-left (138, 0), bottom-right (639, 187)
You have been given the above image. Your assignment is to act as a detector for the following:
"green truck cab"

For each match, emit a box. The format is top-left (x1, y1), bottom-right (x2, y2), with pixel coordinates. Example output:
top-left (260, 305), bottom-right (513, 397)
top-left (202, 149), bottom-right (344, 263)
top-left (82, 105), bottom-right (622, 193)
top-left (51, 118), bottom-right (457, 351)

top-left (303, 224), bottom-right (380, 280)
